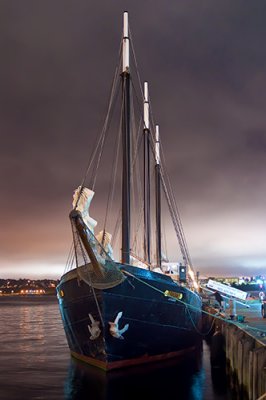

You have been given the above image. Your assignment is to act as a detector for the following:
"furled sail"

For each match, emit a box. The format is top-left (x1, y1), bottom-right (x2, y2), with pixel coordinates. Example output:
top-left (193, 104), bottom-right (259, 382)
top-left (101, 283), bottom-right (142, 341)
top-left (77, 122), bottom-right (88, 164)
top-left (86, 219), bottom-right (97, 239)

top-left (70, 187), bottom-right (125, 289)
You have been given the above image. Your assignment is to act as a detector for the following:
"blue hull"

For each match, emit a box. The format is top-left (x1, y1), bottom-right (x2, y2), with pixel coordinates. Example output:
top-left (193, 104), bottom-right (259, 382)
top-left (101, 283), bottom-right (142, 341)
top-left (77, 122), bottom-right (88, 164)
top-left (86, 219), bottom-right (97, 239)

top-left (57, 264), bottom-right (202, 371)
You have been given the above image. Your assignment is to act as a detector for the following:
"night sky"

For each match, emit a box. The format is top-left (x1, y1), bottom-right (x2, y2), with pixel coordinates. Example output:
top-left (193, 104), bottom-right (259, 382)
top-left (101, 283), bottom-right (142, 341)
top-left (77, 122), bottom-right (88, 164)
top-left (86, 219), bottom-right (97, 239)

top-left (1, 1), bottom-right (266, 278)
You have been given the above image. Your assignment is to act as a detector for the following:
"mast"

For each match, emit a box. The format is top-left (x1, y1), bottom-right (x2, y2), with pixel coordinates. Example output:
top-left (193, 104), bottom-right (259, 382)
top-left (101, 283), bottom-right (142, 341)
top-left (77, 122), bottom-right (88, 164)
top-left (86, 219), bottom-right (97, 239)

top-left (121, 12), bottom-right (131, 264)
top-left (155, 125), bottom-right (162, 268)
top-left (143, 82), bottom-right (151, 265)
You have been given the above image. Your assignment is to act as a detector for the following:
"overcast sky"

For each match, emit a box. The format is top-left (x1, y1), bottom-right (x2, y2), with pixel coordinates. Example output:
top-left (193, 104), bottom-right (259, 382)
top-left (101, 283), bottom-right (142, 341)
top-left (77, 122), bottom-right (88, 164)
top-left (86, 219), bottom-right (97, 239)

top-left (1, 1), bottom-right (266, 278)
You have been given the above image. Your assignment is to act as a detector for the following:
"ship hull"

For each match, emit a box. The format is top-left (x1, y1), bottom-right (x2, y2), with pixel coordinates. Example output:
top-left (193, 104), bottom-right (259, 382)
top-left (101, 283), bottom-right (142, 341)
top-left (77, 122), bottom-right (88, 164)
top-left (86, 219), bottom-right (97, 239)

top-left (57, 264), bottom-right (202, 371)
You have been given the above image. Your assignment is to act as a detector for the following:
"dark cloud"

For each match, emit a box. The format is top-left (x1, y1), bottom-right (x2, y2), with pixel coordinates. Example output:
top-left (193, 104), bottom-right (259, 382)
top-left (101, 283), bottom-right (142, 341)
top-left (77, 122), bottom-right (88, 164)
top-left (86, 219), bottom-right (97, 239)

top-left (1, 1), bottom-right (266, 278)
top-left (245, 129), bottom-right (266, 153)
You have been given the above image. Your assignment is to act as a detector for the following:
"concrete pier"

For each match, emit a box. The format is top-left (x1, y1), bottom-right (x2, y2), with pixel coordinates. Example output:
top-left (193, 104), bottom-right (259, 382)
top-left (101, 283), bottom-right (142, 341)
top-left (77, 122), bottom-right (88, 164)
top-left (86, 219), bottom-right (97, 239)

top-left (202, 301), bottom-right (266, 400)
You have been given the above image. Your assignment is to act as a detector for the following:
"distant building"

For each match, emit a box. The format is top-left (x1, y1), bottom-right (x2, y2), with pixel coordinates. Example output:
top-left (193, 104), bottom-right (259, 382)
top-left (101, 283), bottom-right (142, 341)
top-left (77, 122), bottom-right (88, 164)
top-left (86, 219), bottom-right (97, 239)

top-left (19, 282), bottom-right (46, 295)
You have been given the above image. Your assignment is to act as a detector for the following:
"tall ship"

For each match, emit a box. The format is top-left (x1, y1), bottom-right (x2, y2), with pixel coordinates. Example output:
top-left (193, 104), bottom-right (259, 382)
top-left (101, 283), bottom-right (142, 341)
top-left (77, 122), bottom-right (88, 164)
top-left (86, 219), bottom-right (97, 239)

top-left (57, 12), bottom-right (202, 371)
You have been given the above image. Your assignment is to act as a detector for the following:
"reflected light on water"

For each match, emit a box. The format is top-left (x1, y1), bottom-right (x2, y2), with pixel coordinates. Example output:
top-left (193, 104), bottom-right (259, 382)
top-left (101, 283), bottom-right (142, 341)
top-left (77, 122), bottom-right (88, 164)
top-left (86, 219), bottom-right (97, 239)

top-left (64, 341), bottom-right (231, 400)
top-left (64, 353), bottom-right (205, 400)
top-left (0, 297), bottom-right (231, 400)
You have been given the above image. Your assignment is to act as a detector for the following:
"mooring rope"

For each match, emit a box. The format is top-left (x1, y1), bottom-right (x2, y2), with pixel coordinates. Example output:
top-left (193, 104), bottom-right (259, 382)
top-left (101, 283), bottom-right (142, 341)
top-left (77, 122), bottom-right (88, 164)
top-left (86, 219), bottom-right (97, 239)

top-left (121, 269), bottom-right (266, 337)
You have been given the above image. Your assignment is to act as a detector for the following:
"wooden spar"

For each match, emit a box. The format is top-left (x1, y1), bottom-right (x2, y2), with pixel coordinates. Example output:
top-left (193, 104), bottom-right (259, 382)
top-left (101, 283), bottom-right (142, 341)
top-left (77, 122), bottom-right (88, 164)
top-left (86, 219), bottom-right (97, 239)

top-left (155, 125), bottom-right (162, 268)
top-left (121, 12), bottom-right (131, 264)
top-left (143, 82), bottom-right (151, 266)
top-left (69, 210), bottom-right (104, 277)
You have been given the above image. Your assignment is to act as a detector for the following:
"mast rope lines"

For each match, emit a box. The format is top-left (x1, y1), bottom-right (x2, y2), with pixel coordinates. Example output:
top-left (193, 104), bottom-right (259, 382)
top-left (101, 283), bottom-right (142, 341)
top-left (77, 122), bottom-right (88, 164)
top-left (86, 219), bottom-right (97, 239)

top-left (121, 270), bottom-right (266, 338)
top-left (128, 79), bottom-right (194, 275)
top-left (70, 219), bottom-right (104, 327)
top-left (78, 42), bottom-right (122, 194)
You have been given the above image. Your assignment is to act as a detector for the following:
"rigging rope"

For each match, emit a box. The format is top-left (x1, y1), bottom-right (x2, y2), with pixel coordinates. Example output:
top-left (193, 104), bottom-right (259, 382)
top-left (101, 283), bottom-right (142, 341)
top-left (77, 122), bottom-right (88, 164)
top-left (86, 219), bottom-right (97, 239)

top-left (70, 24), bottom-right (195, 280)
top-left (128, 44), bottom-right (194, 272)
top-left (64, 242), bottom-right (75, 273)
top-left (91, 62), bottom-right (121, 191)
top-left (77, 40), bottom-right (123, 196)
top-left (102, 88), bottom-right (123, 239)
top-left (71, 219), bottom-right (104, 326)
top-left (131, 118), bottom-right (146, 259)
top-left (122, 269), bottom-right (266, 336)
top-left (129, 26), bottom-right (144, 103)
top-left (145, 85), bottom-right (196, 274)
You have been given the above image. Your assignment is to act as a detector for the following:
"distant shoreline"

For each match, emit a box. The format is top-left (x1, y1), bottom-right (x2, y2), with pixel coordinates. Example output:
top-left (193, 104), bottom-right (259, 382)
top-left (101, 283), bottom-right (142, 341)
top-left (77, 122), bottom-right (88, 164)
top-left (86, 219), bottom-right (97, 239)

top-left (0, 293), bottom-right (56, 297)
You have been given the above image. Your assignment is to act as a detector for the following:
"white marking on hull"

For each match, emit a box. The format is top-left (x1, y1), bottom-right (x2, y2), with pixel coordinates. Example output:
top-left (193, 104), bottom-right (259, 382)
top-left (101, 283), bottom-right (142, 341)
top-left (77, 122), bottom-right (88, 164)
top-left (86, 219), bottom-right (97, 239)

top-left (109, 311), bottom-right (129, 339)
top-left (88, 313), bottom-right (101, 340)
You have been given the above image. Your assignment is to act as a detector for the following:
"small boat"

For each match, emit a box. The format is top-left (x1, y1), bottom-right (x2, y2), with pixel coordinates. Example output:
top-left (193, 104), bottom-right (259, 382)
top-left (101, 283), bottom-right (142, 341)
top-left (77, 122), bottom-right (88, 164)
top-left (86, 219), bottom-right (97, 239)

top-left (57, 12), bottom-right (202, 371)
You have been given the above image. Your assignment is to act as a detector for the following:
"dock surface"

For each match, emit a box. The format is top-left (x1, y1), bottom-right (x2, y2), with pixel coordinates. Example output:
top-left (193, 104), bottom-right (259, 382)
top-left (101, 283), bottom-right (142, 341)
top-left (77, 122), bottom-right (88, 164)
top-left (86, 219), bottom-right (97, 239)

top-left (226, 301), bottom-right (266, 344)
top-left (202, 299), bottom-right (266, 399)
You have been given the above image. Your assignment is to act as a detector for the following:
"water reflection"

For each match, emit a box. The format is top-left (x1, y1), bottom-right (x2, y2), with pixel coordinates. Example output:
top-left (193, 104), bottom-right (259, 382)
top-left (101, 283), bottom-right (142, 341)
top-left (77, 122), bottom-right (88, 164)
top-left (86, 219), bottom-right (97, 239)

top-left (211, 367), bottom-right (229, 396)
top-left (64, 354), bottom-right (204, 400)
top-left (0, 297), bottom-right (231, 400)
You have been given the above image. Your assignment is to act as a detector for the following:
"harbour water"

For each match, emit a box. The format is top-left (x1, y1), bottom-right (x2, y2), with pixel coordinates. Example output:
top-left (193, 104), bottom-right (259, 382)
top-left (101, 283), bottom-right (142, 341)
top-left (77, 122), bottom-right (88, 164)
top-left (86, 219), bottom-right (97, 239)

top-left (0, 296), bottom-right (232, 400)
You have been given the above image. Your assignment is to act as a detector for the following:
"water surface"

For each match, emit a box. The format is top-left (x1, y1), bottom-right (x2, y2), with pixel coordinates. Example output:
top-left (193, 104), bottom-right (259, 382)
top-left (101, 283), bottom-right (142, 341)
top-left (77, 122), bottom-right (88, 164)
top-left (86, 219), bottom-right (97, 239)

top-left (0, 296), bottom-right (231, 399)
